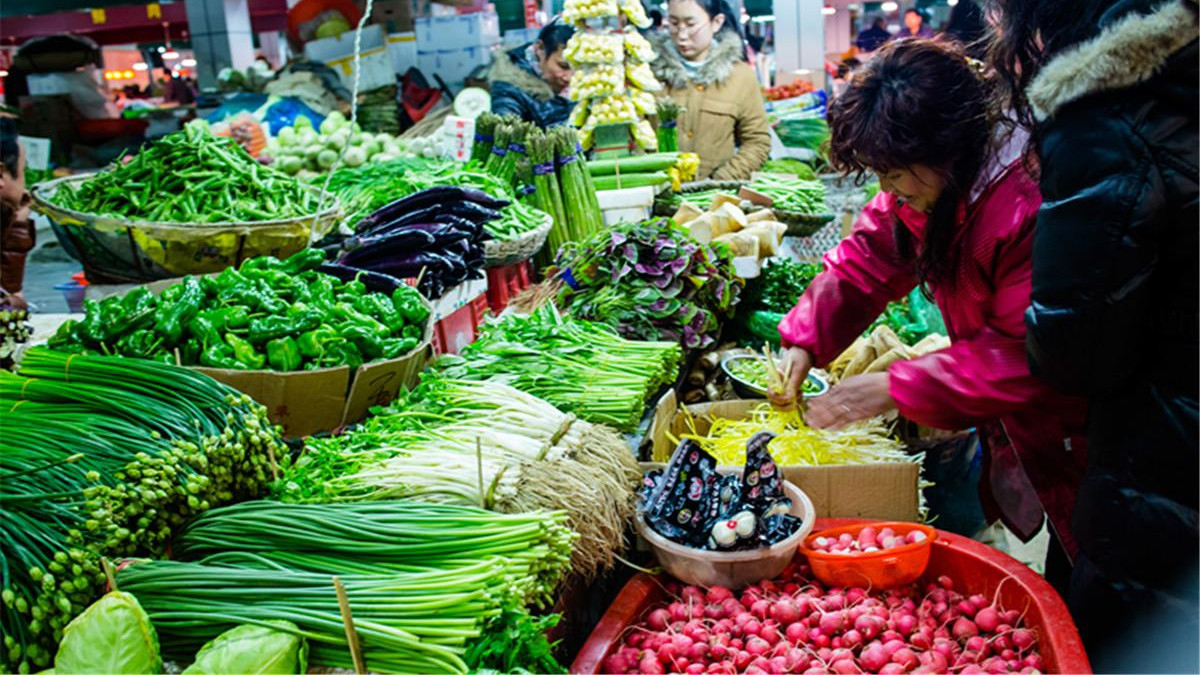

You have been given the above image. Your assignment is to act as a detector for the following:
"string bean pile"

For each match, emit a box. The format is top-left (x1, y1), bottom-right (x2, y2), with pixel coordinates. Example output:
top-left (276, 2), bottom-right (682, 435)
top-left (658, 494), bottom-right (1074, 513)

top-left (0, 348), bottom-right (284, 672)
top-left (434, 304), bottom-right (682, 431)
top-left (120, 501), bottom-right (575, 673)
top-left (51, 122), bottom-right (321, 223)
top-left (277, 378), bottom-right (640, 579)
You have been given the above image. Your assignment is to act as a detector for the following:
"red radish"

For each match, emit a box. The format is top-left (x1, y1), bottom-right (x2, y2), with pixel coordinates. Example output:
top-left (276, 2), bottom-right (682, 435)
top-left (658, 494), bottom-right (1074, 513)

top-left (932, 638), bottom-right (957, 659)
top-left (703, 603), bottom-right (725, 620)
top-left (707, 586), bottom-right (733, 604)
top-left (860, 642), bottom-right (889, 672)
top-left (842, 629), bottom-right (864, 649)
top-left (855, 614), bottom-right (885, 639)
top-left (685, 664), bottom-right (705, 675)
top-left (957, 600), bottom-right (978, 617)
top-left (770, 600), bottom-right (801, 626)
top-left (905, 530), bottom-right (927, 545)
top-left (813, 633), bottom-right (831, 649)
top-left (709, 644), bottom-right (728, 661)
top-left (1012, 628), bottom-right (1035, 651)
top-left (952, 617), bottom-right (979, 639)
top-left (1023, 654), bottom-right (1044, 670)
top-left (824, 593), bottom-right (848, 611)
top-left (937, 576), bottom-right (954, 590)
top-left (603, 653), bottom-right (630, 673)
top-left (760, 625), bottom-right (780, 645)
top-left (974, 607), bottom-right (1001, 633)
top-left (918, 650), bottom-right (948, 672)
top-left (881, 630), bottom-right (903, 644)
top-left (878, 663), bottom-right (907, 674)
top-left (785, 622), bottom-right (806, 643)
top-left (803, 669), bottom-right (826, 675)
top-left (638, 656), bottom-right (664, 674)
top-left (891, 647), bottom-right (919, 670)
top-left (744, 619), bottom-right (763, 637)
top-left (881, 639), bottom-right (906, 658)
top-left (909, 629), bottom-right (933, 651)
top-left (1003, 609), bottom-right (1020, 625)
top-left (894, 613), bottom-right (917, 636)
top-left (1019, 668), bottom-right (1039, 675)
top-left (965, 636), bottom-right (987, 655)
top-left (733, 650), bottom-right (753, 670)
top-left (999, 648), bottom-right (1016, 661)
top-left (729, 638), bottom-right (744, 651)
top-left (669, 602), bottom-right (691, 622)
top-left (981, 657), bottom-right (1009, 674)
top-left (647, 609), bottom-right (670, 631)
top-left (682, 586), bottom-right (705, 602)
top-left (751, 600), bottom-right (771, 620)
top-left (820, 611), bottom-right (846, 635)
top-left (831, 658), bottom-right (860, 674)
top-left (745, 637), bottom-right (770, 656)
top-left (959, 666), bottom-right (984, 675)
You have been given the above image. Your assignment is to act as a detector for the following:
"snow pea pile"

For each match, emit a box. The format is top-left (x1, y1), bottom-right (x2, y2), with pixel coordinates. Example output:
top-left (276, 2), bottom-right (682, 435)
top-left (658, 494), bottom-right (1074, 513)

top-left (47, 249), bottom-right (430, 371)
top-left (51, 122), bottom-right (321, 224)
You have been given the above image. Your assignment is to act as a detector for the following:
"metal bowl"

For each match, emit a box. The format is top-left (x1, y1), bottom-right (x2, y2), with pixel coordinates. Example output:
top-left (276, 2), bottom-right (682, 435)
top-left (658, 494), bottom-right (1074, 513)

top-left (721, 354), bottom-right (830, 400)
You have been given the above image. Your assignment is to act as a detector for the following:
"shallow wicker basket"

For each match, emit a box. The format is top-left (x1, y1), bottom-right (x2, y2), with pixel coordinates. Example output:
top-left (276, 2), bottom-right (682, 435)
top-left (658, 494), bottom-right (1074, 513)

top-left (775, 210), bottom-right (837, 237)
top-left (483, 217), bottom-right (552, 268)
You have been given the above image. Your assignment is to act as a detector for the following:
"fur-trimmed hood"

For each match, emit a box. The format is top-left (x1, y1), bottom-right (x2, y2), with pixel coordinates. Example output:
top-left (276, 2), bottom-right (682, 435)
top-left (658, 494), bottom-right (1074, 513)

top-left (486, 46), bottom-right (556, 102)
top-left (1028, 0), bottom-right (1199, 121)
top-left (649, 30), bottom-right (746, 89)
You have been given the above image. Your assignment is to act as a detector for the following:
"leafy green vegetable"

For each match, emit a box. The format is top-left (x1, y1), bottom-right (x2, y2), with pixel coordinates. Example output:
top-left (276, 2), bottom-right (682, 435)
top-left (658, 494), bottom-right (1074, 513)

top-left (466, 609), bottom-right (564, 674)
top-left (182, 621), bottom-right (307, 675)
top-left (742, 259), bottom-right (824, 314)
top-left (552, 218), bottom-right (743, 349)
top-left (54, 591), bottom-right (161, 674)
top-left (760, 158), bottom-right (817, 180)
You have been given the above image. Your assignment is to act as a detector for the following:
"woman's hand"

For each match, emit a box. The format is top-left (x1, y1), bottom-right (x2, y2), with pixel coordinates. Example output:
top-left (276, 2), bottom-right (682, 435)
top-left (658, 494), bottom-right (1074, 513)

top-left (768, 346), bottom-right (813, 410)
top-left (806, 372), bottom-right (897, 428)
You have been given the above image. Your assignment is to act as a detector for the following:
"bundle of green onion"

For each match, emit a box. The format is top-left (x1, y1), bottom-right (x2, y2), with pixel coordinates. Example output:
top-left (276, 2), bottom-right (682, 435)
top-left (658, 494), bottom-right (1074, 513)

top-left (0, 348), bottom-right (284, 672)
top-left (121, 501), bottom-right (575, 673)
top-left (433, 304), bottom-right (682, 431)
top-left (277, 378), bottom-right (640, 580)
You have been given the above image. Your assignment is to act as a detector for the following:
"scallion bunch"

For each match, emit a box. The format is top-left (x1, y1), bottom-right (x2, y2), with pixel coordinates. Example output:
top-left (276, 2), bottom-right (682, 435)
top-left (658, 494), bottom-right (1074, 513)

top-left (0, 348), bottom-right (284, 672)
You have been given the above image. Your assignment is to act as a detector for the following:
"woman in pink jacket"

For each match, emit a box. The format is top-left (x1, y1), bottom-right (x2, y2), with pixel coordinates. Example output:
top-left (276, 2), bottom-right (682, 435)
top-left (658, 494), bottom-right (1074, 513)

top-left (772, 40), bottom-right (1089, 570)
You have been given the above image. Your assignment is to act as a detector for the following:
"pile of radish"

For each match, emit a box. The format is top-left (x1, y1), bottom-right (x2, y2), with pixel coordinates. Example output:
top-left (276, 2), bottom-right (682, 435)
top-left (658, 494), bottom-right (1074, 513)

top-left (809, 526), bottom-right (928, 555)
top-left (603, 563), bottom-right (1044, 674)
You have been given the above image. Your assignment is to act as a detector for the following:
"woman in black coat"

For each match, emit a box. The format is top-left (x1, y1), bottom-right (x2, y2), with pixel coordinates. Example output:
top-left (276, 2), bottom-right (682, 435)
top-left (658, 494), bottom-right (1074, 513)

top-left (990, 0), bottom-right (1198, 671)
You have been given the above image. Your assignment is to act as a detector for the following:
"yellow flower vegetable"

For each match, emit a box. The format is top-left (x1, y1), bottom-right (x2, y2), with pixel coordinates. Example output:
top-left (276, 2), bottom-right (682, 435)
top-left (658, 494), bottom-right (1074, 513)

top-left (626, 61), bottom-right (663, 92)
top-left (569, 64), bottom-right (627, 100)
top-left (565, 33), bottom-right (624, 64)
top-left (619, 0), bottom-right (652, 28)
top-left (563, 0), bottom-right (619, 22)
top-left (624, 30), bottom-right (656, 63)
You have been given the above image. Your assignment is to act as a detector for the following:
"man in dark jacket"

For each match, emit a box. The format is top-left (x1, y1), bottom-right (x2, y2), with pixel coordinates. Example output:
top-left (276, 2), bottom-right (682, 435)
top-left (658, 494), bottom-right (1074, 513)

top-left (486, 22), bottom-right (575, 128)
top-left (1015, 0), bottom-right (1198, 671)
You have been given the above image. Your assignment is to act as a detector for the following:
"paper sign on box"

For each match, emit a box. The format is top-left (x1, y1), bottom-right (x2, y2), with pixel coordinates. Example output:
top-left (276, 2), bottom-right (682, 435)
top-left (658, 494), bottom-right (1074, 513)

top-left (648, 390), bottom-right (921, 521)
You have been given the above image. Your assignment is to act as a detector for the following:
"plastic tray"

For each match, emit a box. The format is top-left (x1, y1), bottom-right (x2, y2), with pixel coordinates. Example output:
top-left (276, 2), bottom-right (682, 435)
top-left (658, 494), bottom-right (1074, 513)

top-left (571, 518), bottom-right (1091, 674)
top-left (634, 479), bottom-right (815, 590)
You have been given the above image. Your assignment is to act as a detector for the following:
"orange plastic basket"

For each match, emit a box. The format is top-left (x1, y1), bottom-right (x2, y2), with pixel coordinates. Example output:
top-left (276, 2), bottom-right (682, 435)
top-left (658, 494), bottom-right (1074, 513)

top-left (801, 521), bottom-right (938, 590)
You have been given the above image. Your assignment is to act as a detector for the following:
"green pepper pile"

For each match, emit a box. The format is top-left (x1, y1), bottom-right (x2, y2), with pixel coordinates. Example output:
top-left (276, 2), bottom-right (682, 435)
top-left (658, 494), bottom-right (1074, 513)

top-left (51, 122), bottom-right (321, 224)
top-left (47, 249), bottom-right (431, 371)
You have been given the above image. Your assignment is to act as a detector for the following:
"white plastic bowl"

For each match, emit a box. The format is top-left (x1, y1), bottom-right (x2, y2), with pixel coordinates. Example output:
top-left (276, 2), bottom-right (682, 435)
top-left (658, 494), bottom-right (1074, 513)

top-left (635, 478), bottom-right (815, 590)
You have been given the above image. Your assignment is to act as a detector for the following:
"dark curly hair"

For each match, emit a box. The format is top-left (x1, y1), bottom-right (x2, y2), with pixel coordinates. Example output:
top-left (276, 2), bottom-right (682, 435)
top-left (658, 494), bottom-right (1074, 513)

top-left (827, 38), bottom-right (996, 287)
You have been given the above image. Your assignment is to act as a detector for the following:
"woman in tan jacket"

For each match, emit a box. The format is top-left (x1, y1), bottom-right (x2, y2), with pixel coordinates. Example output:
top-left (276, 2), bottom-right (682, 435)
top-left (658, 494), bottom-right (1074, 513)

top-left (650, 0), bottom-right (771, 179)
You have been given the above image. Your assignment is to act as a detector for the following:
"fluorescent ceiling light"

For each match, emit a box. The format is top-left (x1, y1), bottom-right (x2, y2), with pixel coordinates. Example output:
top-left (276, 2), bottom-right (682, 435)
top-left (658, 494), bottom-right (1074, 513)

top-left (162, 50), bottom-right (180, 60)
top-left (822, 5), bottom-right (836, 14)
top-left (181, 58), bottom-right (197, 67)
top-left (750, 14), bottom-right (775, 23)
top-left (132, 62), bottom-right (149, 71)
top-left (881, 1), bottom-right (899, 11)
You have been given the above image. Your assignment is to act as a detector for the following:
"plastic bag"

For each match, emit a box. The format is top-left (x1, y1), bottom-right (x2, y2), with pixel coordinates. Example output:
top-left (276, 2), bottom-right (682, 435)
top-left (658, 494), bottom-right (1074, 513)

top-left (55, 590), bottom-right (161, 674)
top-left (182, 620), bottom-right (308, 675)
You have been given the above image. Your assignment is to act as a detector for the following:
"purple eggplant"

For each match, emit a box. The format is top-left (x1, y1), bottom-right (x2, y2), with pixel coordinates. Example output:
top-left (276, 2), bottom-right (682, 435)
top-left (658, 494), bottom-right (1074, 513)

top-left (361, 201), bottom-right (503, 237)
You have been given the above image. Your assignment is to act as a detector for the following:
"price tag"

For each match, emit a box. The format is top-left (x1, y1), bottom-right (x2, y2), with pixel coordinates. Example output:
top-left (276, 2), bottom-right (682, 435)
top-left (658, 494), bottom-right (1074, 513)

top-left (90, 8), bottom-right (106, 24)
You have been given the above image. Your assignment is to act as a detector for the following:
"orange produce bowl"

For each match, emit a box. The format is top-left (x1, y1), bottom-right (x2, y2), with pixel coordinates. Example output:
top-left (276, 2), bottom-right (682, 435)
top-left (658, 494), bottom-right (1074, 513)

top-left (801, 521), bottom-right (937, 590)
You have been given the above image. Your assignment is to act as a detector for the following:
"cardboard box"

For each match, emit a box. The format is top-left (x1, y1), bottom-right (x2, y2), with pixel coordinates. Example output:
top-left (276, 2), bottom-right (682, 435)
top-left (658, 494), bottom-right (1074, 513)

top-left (125, 274), bottom-right (435, 438)
top-left (387, 32), bottom-right (419, 74)
top-left (432, 45), bottom-right (494, 87)
top-left (648, 390), bottom-right (921, 521)
top-left (305, 24), bottom-right (397, 91)
top-left (415, 11), bottom-right (500, 50)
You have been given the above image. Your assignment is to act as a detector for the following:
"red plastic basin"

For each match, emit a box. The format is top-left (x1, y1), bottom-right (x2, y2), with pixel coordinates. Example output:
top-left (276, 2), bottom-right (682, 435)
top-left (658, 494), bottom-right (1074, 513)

top-left (570, 518), bottom-right (1091, 674)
